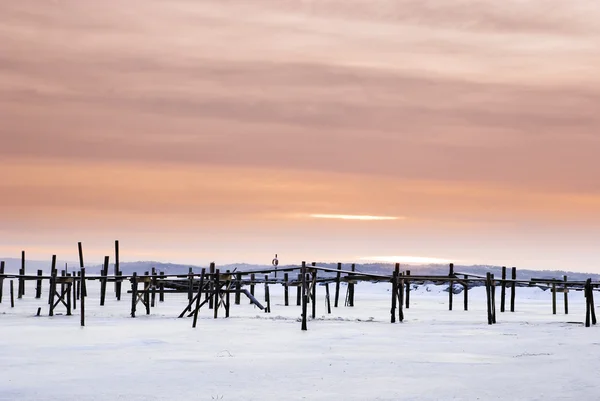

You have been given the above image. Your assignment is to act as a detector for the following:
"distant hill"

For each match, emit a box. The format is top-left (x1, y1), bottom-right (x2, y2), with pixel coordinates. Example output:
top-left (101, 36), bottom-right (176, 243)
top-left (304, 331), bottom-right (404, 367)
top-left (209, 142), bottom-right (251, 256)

top-left (3, 257), bottom-right (597, 282)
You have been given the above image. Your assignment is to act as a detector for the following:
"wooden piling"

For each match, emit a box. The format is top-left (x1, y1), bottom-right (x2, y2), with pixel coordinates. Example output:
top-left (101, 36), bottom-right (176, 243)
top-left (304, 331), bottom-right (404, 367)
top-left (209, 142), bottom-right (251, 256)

top-left (563, 275), bottom-right (568, 315)
top-left (585, 279), bottom-right (592, 327)
top-left (78, 242), bottom-right (84, 269)
top-left (551, 282), bottom-right (557, 315)
top-left (19, 250), bottom-right (25, 298)
top-left (265, 281), bottom-right (271, 314)
top-left (311, 269), bottom-right (317, 319)
top-left (448, 263), bottom-right (454, 311)
top-left (144, 272), bottom-right (150, 315)
top-left (36, 269), bottom-right (43, 299)
top-left (296, 274), bottom-right (301, 306)
top-left (264, 274), bottom-right (269, 302)
top-left (187, 267), bottom-right (194, 312)
top-left (209, 263), bottom-right (215, 309)
top-left (463, 280), bottom-right (469, 311)
top-left (192, 268), bottom-right (206, 328)
top-left (235, 272), bottom-right (242, 305)
top-left (150, 267), bottom-right (156, 307)
top-left (589, 280), bottom-right (597, 325)
top-left (301, 261), bottom-right (308, 331)
top-left (500, 266), bottom-right (506, 312)
top-left (10, 280), bottom-right (14, 308)
top-left (249, 273), bottom-right (255, 305)
top-left (325, 283), bottom-right (331, 314)
top-left (225, 271), bottom-right (231, 318)
top-left (76, 271), bottom-right (80, 300)
top-left (284, 273), bottom-right (289, 306)
top-left (334, 262), bottom-right (341, 308)
top-left (398, 272), bottom-right (404, 322)
top-left (510, 267), bottom-right (516, 312)
top-left (158, 271), bottom-right (164, 302)
top-left (100, 256), bottom-right (109, 306)
top-left (491, 274), bottom-right (496, 324)
top-left (80, 268), bottom-right (85, 326)
top-left (485, 272), bottom-right (493, 325)
top-left (391, 264), bottom-right (399, 323)
top-left (49, 271), bottom-right (56, 316)
top-left (72, 273), bottom-right (76, 310)
top-left (114, 240), bottom-right (120, 294)
top-left (349, 263), bottom-right (356, 307)
top-left (213, 269), bottom-right (220, 319)
top-left (405, 270), bottom-right (410, 309)
top-left (0, 260), bottom-right (4, 303)
top-left (131, 272), bottom-right (138, 318)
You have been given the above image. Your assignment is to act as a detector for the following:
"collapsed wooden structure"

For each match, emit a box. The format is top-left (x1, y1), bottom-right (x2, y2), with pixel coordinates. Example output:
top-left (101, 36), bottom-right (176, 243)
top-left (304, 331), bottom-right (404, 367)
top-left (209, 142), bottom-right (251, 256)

top-left (0, 241), bottom-right (598, 330)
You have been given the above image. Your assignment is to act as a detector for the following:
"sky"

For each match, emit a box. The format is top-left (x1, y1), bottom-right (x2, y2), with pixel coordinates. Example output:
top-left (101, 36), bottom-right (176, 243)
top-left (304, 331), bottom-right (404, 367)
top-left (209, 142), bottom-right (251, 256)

top-left (1, 1), bottom-right (599, 272)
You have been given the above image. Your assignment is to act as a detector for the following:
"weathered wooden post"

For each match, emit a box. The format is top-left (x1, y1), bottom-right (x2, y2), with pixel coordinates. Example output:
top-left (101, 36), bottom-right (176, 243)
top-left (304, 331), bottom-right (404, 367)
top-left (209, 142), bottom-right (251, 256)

top-left (158, 271), bottom-right (164, 302)
top-left (71, 272), bottom-right (76, 310)
top-left (463, 279), bottom-right (469, 311)
top-left (192, 268), bottom-right (206, 328)
top-left (36, 269), bottom-right (43, 299)
top-left (78, 244), bottom-right (86, 297)
top-left (187, 267), bottom-right (194, 312)
top-left (552, 281), bottom-right (557, 315)
top-left (485, 272), bottom-right (493, 325)
top-left (249, 273), bottom-right (255, 304)
top-left (19, 250), bottom-right (25, 298)
top-left (114, 240), bottom-right (120, 294)
top-left (491, 274), bottom-right (496, 324)
top-left (349, 263), bottom-right (356, 307)
top-left (131, 272), bottom-right (138, 318)
top-left (10, 280), bottom-right (15, 308)
top-left (235, 272), bottom-right (242, 305)
top-left (301, 261), bottom-right (308, 331)
top-left (448, 263), bottom-right (454, 311)
top-left (60, 269), bottom-right (66, 296)
top-left (80, 268), bottom-right (85, 326)
top-left (500, 266), bottom-right (506, 312)
top-left (214, 269), bottom-right (220, 319)
top-left (209, 263), bottom-right (215, 309)
top-left (48, 255), bottom-right (57, 305)
top-left (151, 267), bottom-right (157, 307)
top-left (405, 269), bottom-right (410, 309)
top-left (0, 260), bottom-right (5, 303)
top-left (510, 267), bottom-right (516, 312)
top-left (143, 272), bottom-right (150, 315)
top-left (563, 275), bottom-right (569, 315)
top-left (391, 264), bottom-right (399, 323)
top-left (296, 273), bottom-right (301, 306)
top-left (311, 268), bottom-right (317, 319)
top-left (284, 273), bottom-right (289, 306)
top-left (17, 251), bottom-right (25, 299)
top-left (585, 279), bottom-right (592, 327)
top-left (223, 270), bottom-right (230, 318)
top-left (49, 270), bottom-right (57, 316)
top-left (76, 271), bottom-right (81, 300)
top-left (334, 262), bottom-right (341, 308)
top-left (325, 283), bottom-right (331, 314)
top-left (398, 272), bottom-right (404, 322)
top-left (264, 274), bottom-right (269, 302)
top-left (100, 256), bottom-right (109, 306)
top-left (586, 279), bottom-right (597, 326)
top-left (264, 279), bottom-right (271, 314)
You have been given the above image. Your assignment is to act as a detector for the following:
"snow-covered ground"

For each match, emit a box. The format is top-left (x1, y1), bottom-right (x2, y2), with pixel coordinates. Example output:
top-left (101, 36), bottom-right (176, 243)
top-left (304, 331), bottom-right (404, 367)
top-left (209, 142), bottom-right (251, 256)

top-left (1, 280), bottom-right (598, 400)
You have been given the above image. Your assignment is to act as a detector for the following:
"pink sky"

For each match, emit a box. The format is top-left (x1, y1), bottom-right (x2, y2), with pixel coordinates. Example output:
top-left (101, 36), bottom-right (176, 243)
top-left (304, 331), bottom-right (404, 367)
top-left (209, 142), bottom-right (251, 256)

top-left (1, 1), bottom-right (599, 271)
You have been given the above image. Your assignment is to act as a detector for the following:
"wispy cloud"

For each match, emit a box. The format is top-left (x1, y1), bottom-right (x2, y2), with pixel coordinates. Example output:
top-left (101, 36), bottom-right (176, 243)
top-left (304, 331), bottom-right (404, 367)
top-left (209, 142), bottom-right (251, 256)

top-left (309, 214), bottom-right (403, 221)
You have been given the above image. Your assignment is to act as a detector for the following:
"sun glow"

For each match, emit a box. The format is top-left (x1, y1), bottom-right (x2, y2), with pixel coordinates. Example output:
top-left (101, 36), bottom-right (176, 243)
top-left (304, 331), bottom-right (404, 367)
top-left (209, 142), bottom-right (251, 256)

top-left (360, 256), bottom-right (452, 265)
top-left (309, 214), bottom-right (403, 221)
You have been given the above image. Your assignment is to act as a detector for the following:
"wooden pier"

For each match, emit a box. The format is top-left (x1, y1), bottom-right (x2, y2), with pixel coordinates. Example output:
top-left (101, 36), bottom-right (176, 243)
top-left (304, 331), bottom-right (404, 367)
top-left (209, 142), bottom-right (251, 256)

top-left (0, 242), bottom-right (598, 330)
